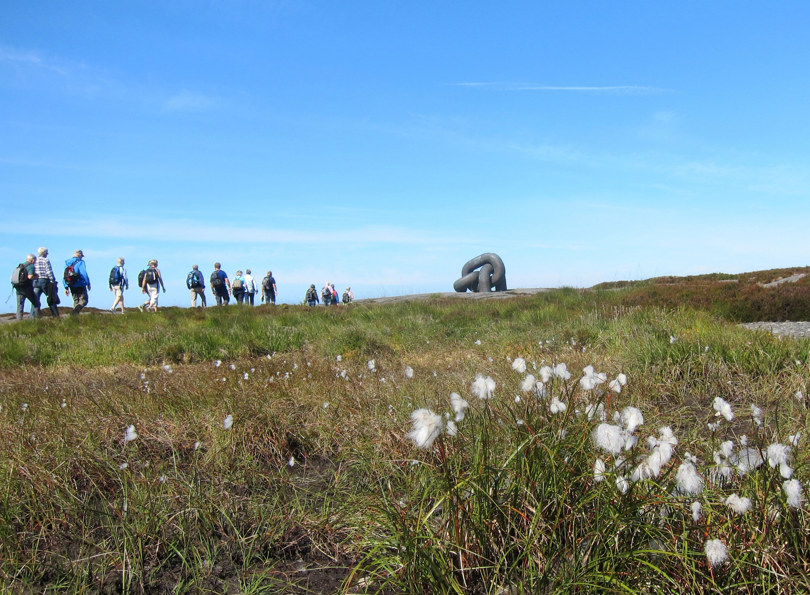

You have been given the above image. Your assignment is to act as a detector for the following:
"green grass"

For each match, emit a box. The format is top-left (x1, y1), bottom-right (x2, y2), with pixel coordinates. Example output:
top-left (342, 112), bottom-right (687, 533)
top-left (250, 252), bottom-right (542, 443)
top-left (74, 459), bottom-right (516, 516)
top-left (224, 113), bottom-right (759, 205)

top-left (1, 284), bottom-right (809, 593)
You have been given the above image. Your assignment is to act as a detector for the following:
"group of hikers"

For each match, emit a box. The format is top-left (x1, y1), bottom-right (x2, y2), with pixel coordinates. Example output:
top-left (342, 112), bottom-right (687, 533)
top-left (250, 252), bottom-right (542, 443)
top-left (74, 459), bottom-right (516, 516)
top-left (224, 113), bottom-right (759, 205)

top-left (10, 248), bottom-right (354, 320)
top-left (305, 282), bottom-right (354, 307)
top-left (182, 263), bottom-right (279, 310)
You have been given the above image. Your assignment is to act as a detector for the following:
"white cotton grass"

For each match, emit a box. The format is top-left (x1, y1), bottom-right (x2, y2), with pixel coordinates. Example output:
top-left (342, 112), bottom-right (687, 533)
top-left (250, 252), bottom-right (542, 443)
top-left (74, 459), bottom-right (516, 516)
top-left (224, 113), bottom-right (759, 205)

top-left (766, 443), bottom-right (791, 468)
top-left (450, 392), bottom-right (469, 421)
top-left (592, 423), bottom-right (632, 456)
top-left (733, 447), bottom-right (764, 475)
top-left (367, 359), bottom-right (376, 372)
top-left (750, 404), bottom-right (763, 426)
top-left (593, 458), bottom-right (606, 483)
top-left (712, 397), bottom-right (734, 421)
top-left (520, 374), bottom-right (537, 392)
top-left (471, 374), bottom-right (496, 400)
top-left (631, 427), bottom-right (677, 481)
top-left (223, 414), bottom-right (234, 430)
top-left (704, 539), bottom-right (728, 567)
top-left (553, 363), bottom-right (571, 380)
top-left (608, 373), bottom-right (628, 393)
top-left (539, 366), bottom-right (553, 383)
top-left (783, 479), bottom-right (805, 509)
top-left (725, 493), bottom-right (752, 515)
top-left (124, 425), bottom-right (138, 442)
top-left (404, 366), bottom-right (414, 379)
top-left (711, 441), bottom-right (735, 484)
top-left (405, 408), bottom-right (443, 449)
top-left (579, 365), bottom-right (607, 391)
top-left (549, 396), bottom-right (566, 414)
top-left (511, 357), bottom-right (527, 374)
top-left (584, 402), bottom-right (606, 422)
top-left (620, 407), bottom-right (644, 434)
top-left (676, 459), bottom-right (704, 495)
top-left (691, 501), bottom-right (702, 522)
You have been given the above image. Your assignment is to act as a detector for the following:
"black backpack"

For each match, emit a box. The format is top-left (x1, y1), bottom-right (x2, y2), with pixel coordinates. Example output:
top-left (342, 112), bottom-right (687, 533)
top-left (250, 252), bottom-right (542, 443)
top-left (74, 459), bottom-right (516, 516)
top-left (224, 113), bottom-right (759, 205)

top-left (138, 268), bottom-right (151, 287)
top-left (210, 271), bottom-right (224, 289)
top-left (11, 263), bottom-right (27, 288)
top-left (262, 276), bottom-right (273, 291)
top-left (109, 266), bottom-right (123, 287)
top-left (142, 268), bottom-right (158, 285)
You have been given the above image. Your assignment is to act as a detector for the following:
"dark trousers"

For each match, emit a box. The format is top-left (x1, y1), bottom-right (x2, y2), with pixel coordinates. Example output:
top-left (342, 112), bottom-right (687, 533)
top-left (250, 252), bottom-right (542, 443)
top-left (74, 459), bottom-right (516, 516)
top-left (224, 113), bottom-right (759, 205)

top-left (70, 287), bottom-right (89, 315)
top-left (214, 287), bottom-right (230, 306)
top-left (33, 279), bottom-right (57, 316)
top-left (16, 285), bottom-right (39, 320)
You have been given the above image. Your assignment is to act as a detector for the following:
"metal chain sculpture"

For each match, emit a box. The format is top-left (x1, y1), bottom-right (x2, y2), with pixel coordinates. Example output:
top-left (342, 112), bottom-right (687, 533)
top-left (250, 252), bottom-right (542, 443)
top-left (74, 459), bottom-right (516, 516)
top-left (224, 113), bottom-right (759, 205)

top-left (453, 252), bottom-right (507, 293)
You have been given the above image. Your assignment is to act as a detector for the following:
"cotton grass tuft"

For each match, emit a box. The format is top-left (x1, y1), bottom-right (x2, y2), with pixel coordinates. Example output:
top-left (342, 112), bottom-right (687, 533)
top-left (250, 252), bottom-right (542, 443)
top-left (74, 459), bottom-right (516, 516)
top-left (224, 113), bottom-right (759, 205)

top-left (405, 409), bottom-right (443, 450)
top-left (704, 539), bottom-right (728, 567)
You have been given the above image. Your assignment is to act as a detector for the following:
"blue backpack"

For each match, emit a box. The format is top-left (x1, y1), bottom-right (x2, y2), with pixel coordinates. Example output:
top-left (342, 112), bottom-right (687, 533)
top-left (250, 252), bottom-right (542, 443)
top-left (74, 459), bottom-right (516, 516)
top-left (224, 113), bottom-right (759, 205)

top-left (187, 271), bottom-right (202, 289)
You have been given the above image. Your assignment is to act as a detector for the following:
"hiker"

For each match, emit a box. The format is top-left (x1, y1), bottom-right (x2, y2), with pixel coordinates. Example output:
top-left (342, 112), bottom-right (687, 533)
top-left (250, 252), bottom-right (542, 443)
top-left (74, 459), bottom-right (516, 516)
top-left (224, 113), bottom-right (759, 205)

top-left (138, 259), bottom-right (165, 312)
top-left (33, 247), bottom-right (59, 317)
top-left (342, 286), bottom-right (354, 304)
top-left (210, 262), bottom-right (231, 306)
top-left (331, 283), bottom-right (339, 305)
top-left (321, 282), bottom-right (332, 306)
top-left (109, 257), bottom-right (128, 313)
top-left (14, 254), bottom-right (39, 320)
top-left (305, 284), bottom-right (319, 306)
top-left (261, 270), bottom-right (277, 305)
top-left (187, 264), bottom-right (206, 307)
top-left (64, 249), bottom-right (91, 315)
top-left (244, 269), bottom-right (257, 306)
top-left (232, 270), bottom-right (246, 304)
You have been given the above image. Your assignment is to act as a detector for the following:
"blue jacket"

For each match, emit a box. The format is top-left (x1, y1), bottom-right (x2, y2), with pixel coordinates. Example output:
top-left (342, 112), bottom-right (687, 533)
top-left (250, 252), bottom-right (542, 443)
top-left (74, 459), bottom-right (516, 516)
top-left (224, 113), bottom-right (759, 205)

top-left (65, 256), bottom-right (91, 289)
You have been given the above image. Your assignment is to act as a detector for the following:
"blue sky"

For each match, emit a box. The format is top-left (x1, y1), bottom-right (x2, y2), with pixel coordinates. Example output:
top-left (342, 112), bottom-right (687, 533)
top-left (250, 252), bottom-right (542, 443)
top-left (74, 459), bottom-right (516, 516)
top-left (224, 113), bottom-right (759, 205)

top-left (3, 1), bottom-right (810, 310)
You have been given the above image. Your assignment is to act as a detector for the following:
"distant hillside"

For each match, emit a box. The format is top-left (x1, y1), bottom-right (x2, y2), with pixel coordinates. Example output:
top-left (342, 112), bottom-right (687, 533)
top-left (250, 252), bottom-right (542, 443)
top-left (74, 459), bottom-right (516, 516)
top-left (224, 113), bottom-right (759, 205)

top-left (592, 266), bottom-right (810, 322)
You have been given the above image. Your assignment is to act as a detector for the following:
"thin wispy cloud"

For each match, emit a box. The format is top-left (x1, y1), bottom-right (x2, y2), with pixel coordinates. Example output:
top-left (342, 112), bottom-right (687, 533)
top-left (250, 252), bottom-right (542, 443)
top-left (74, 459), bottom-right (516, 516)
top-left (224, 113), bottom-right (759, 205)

top-left (0, 216), bottom-right (469, 247)
top-left (0, 45), bottom-right (70, 75)
top-left (163, 91), bottom-right (218, 113)
top-left (454, 82), bottom-right (667, 95)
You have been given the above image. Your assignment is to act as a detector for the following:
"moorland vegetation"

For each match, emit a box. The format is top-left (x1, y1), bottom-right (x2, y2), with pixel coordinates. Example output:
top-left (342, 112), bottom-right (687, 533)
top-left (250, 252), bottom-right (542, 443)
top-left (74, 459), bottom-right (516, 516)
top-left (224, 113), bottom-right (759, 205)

top-left (1, 268), bottom-right (809, 593)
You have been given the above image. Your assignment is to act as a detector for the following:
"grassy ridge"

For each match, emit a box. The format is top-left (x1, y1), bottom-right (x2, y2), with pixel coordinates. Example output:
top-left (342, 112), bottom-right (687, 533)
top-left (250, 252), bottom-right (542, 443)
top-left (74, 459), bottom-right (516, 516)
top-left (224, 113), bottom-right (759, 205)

top-left (1, 284), bottom-right (809, 592)
top-left (593, 266), bottom-right (810, 322)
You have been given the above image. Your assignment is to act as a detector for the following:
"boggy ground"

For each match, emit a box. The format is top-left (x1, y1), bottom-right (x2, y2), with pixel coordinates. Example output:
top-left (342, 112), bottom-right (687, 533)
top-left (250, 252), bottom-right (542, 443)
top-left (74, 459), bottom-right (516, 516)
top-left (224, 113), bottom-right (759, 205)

top-left (2, 271), bottom-right (810, 593)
